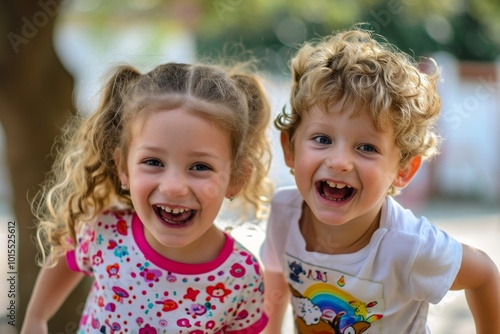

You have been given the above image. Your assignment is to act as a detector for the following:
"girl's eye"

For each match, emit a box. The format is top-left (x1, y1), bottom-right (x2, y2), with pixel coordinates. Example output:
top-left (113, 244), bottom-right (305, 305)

top-left (143, 159), bottom-right (163, 167)
top-left (313, 135), bottom-right (331, 145)
top-left (191, 163), bottom-right (212, 171)
top-left (358, 144), bottom-right (377, 153)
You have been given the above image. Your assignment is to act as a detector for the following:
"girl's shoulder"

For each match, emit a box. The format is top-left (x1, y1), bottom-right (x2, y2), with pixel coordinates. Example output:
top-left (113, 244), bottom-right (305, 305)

top-left (95, 207), bottom-right (135, 224)
top-left (101, 206), bottom-right (135, 215)
top-left (77, 207), bottom-right (135, 235)
top-left (70, 208), bottom-right (137, 276)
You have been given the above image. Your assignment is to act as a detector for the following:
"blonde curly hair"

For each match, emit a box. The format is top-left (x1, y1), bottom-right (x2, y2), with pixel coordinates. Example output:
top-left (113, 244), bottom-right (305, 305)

top-left (34, 62), bottom-right (273, 264)
top-left (276, 27), bottom-right (442, 195)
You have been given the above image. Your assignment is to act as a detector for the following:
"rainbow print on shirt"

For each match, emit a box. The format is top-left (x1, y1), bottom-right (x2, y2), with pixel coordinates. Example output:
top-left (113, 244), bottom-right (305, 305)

top-left (286, 256), bottom-right (384, 334)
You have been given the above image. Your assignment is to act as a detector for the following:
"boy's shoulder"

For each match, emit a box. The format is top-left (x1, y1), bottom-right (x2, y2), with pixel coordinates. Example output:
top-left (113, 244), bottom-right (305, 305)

top-left (384, 196), bottom-right (440, 237)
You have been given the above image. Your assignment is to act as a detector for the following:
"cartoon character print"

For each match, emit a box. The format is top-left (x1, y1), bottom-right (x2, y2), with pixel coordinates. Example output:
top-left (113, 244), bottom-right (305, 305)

top-left (92, 250), bottom-right (104, 266)
top-left (106, 263), bottom-right (120, 278)
top-left (100, 319), bottom-right (121, 334)
top-left (206, 282), bottom-right (232, 303)
top-left (229, 263), bottom-right (246, 278)
top-left (186, 303), bottom-right (208, 317)
top-left (138, 324), bottom-right (157, 334)
top-left (155, 299), bottom-right (179, 312)
top-left (290, 285), bottom-right (381, 334)
top-left (113, 245), bottom-right (128, 261)
top-left (138, 263), bottom-right (162, 287)
top-left (289, 260), bottom-right (306, 283)
top-left (287, 260), bottom-right (383, 334)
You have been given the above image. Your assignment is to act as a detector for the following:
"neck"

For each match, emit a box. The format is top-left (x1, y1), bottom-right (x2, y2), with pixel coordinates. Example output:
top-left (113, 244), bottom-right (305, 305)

top-left (300, 204), bottom-right (381, 255)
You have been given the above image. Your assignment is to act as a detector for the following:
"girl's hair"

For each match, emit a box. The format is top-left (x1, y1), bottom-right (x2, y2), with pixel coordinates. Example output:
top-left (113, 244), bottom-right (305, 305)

top-left (34, 62), bottom-right (273, 264)
top-left (276, 27), bottom-right (441, 195)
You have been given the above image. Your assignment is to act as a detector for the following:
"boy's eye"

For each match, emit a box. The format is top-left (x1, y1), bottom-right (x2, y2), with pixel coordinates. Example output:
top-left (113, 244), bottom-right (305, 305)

top-left (143, 159), bottom-right (163, 167)
top-left (313, 135), bottom-right (331, 145)
top-left (358, 144), bottom-right (377, 153)
top-left (191, 163), bottom-right (212, 171)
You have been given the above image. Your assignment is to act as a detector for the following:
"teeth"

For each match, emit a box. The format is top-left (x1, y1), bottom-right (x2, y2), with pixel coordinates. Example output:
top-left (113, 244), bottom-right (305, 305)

top-left (158, 206), bottom-right (189, 213)
top-left (325, 181), bottom-right (351, 189)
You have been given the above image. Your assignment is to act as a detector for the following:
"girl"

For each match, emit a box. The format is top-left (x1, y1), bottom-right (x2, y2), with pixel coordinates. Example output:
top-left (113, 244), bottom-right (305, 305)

top-left (261, 28), bottom-right (500, 333)
top-left (22, 61), bottom-right (273, 333)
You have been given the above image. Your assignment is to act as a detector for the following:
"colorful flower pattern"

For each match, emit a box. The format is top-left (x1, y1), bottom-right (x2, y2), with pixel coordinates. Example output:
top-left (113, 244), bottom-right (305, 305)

top-left (68, 209), bottom-right (267, 333)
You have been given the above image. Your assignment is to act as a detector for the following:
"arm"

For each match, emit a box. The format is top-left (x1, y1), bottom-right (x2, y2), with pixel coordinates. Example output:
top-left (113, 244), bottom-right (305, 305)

top-left (451, 243), bottom-right (500, 333)
top-left (21, 255), bottom-right (84, 334)
top-left (262, 270), bottom-right (290, 334)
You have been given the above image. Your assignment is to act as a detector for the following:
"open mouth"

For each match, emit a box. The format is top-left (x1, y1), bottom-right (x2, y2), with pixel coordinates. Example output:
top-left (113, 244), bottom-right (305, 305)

top-left (318, 180), bottom-right (355, 202)
top-left (155, 205), bottom-right (196, 225)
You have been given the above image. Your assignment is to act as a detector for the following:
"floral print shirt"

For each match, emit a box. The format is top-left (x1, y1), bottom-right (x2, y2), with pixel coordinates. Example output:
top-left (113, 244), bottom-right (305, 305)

top-left (66, 209), bottom-right (267, 334)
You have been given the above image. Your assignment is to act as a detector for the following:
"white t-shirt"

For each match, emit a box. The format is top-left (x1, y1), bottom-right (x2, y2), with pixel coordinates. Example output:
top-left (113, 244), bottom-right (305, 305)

top-left (260, 186), bottom-right (462, 334)
top-left (67, 209), bottom-right (267, 334)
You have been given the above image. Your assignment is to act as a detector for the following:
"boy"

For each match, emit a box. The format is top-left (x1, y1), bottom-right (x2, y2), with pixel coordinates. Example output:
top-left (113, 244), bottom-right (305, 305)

top-left (261, 27), bottom-right (500, 333)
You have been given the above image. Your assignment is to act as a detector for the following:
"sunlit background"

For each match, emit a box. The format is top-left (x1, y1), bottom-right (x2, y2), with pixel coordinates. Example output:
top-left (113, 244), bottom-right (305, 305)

top-left (1, 0), bottom-right (499, 332)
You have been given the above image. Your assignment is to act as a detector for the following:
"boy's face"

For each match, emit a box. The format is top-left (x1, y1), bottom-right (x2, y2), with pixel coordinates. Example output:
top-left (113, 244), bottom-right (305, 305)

top-left (282, 104), bottom-right (418, 228)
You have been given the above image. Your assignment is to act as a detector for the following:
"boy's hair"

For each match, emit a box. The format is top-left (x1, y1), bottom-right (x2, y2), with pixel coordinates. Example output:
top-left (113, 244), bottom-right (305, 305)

top-left (276, 27), bottom-right (441, 194)
top-left (34, 62), bottom-right (273, 264)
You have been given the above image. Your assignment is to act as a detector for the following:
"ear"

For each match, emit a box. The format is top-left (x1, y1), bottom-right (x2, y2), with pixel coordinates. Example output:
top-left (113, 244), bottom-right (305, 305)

top-left (113, 148), bottom-right (129, 186)
top-left (225, 160), bottom-right (253, 199)
top-left (280, 132), bottom-right (295, 169)
top-left (392, 155), bottom-right (422, 189)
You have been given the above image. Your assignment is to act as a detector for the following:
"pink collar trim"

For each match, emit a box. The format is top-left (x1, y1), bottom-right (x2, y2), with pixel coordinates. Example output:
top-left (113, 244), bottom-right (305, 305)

top-left (131, 213), bottom-right (234, 274)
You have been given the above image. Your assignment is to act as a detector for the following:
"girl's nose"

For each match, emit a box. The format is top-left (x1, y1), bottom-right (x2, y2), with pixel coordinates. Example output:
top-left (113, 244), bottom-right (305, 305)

top-left (158, 169), bottom-right (189, 197)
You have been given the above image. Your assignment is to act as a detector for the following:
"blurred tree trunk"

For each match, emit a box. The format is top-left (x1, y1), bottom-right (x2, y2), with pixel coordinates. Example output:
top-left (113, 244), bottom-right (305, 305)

top-left (0, 1), bottom-right (88, 332)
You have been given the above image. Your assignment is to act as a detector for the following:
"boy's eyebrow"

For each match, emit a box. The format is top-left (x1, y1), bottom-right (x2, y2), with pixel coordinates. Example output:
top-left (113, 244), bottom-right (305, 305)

top-left (304, 121), bottom-right (327, 128)
top-left (305, 119), bottom-right (392, 139)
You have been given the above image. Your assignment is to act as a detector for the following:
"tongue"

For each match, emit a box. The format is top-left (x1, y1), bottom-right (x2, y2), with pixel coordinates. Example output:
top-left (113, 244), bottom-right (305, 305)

top-left (322, 183), bottom-right (350, 200)
top-left (159, 209), bottom-right (192, 223)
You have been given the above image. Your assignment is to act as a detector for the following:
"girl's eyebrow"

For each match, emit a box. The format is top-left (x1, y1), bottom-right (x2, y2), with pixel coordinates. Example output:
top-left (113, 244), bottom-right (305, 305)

top-left (189, 150), bottom-right (224, 161)
top-left (136, 145), bottom-right (163, 153)
top-left (137, 145), bottom-right (224, 161)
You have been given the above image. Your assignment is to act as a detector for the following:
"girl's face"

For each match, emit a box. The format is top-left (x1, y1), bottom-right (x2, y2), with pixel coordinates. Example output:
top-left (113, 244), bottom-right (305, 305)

top-left (283, 104), bottom-right (415, 230)
top-left (118, 108), bottom-right (236, 260)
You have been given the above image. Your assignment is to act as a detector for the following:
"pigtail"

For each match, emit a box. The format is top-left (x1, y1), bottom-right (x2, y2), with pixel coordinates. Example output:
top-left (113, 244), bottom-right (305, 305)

top-left (230, 72), bottom-right (273, 219)
top-left (34, 66), bottom-right (140, 265)
top-left (82, 66), bottom-right (140, 207)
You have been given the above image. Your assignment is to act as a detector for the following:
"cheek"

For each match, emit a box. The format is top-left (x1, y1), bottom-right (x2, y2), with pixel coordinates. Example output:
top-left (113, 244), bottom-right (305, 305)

top-left (365, 166), bottom-right (397, 189)
top-left (129, 173), bottom-right (155, 196)
top-left (197, 176), bottom-right (230, 202)
top-left (199, 182), bottom-right (224, 200)
top-left (294, 147), bottom-right (317, 169)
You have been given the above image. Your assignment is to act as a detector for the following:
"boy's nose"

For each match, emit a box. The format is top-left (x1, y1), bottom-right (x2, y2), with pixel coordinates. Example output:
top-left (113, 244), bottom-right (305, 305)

top-left (326, 149), bottom-right (353, 172)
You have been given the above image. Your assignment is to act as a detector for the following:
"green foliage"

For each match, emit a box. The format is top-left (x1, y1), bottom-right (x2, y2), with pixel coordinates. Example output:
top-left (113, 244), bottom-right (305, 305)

top-left (61, 0), bottom-right (500, 73)
top-left (193, 0), bottom-right (500, 71)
